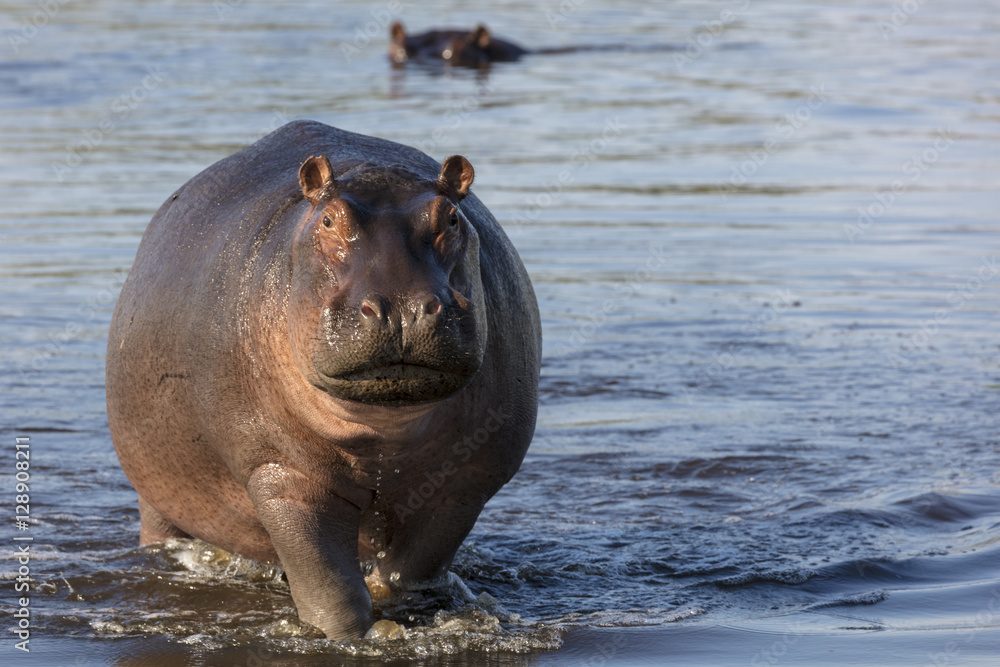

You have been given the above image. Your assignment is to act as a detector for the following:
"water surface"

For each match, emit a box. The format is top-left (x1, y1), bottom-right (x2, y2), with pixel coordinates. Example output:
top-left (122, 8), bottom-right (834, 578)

top-left (2, 0), bottom-right (999, 664)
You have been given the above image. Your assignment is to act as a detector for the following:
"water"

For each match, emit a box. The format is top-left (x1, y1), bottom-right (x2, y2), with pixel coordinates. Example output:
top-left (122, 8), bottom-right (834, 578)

top-left (2, 0), bottom-right (999, 664)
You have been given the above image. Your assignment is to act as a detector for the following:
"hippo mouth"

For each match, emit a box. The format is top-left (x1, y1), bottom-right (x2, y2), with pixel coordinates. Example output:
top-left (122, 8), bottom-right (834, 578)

top-left (318, 363), bottom-right (476, 405)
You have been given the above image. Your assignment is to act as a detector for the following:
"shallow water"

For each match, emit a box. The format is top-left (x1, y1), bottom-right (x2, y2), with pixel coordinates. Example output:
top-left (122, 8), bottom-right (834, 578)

top-left (2, 0), bottom-right (999, 664)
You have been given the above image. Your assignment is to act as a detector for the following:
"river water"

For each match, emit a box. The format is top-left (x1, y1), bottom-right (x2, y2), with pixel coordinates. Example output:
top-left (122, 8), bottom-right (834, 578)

top-left (2, 0), bottom-right (999, 665)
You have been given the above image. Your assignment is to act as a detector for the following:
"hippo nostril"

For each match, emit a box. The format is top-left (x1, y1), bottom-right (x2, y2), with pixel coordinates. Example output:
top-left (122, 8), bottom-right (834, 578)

top-left (424, 296), bottom-right (442, 316)
top-left (361, 298), bottom-right (383, 321)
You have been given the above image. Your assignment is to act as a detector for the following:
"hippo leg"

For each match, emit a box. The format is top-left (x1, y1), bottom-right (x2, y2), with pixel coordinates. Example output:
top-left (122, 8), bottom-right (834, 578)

top-left (138, 495), bottom-right (191, 545)
top-left (247, 463), bottom-right (373, 639)
top-left (378, 495), bottom-right (485, 587)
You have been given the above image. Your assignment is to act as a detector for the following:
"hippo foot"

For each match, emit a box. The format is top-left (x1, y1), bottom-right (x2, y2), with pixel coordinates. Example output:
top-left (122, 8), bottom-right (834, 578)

top-left (364, 619), bottom-right (406, 640)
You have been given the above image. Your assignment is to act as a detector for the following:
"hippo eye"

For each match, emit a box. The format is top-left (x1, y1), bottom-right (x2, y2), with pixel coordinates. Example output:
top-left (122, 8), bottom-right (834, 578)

top-left (322, 215), bottom-right (333, 228)
top-left (448, 208), bottom-right (459, 228)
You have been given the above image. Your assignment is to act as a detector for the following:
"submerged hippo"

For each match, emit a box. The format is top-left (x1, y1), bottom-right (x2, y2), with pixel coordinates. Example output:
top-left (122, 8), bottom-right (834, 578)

top-left (389, 22), bottom-right (528, 67)
top-left (106, 120), bottom-right (541, 639)
top-left (388, 22), bottom-right (681, 69)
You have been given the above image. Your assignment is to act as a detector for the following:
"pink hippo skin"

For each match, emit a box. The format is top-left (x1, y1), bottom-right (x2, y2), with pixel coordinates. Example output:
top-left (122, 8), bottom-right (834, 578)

top-left (106, 120), bottom-right (541, 639)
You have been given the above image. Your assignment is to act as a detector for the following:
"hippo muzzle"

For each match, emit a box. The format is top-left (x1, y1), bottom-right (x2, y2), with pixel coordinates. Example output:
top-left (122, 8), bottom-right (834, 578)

top-left (315, 288), bottom-right (484, 405)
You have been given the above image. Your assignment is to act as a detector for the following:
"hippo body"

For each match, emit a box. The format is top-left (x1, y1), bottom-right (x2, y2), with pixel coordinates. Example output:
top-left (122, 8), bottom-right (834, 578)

top-left (389, 22), bottom-right (528, 67)
top-left (106, 120), bottom-right (540, 639)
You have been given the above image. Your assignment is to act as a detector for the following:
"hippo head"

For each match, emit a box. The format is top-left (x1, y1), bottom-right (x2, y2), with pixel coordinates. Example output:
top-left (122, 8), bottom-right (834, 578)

top-left (388, 22), bottom-right (493, 68)
top-left (288, 154), bottom-right (487, 407)
top-left (440, 26), bottom-right (493, 68)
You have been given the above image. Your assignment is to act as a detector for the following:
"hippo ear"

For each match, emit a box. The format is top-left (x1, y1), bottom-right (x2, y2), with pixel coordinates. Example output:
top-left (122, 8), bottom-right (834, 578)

top-left (472, 25), bottom-right (491, 48)
top-left (438, 155), bottom-right (475, 201)
top-left (391, 21), bottom-right (406, 44)
top-left (299, 155), bottom-right (334, 203)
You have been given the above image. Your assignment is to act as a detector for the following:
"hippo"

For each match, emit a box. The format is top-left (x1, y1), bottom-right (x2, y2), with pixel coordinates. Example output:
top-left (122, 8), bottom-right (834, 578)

top-left (389, 22), bottom-right (528, 67)
top-left (105, 119), bottom-right (541, 639)
top-left (388, 22), bottom-right (682, 69)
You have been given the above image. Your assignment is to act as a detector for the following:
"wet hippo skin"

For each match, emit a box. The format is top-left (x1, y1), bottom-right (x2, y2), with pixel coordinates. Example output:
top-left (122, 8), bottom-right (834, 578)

top-left (106, 120), bottom-right (541, 639)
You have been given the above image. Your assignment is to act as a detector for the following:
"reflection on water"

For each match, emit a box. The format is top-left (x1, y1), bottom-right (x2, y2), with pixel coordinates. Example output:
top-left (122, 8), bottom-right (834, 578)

top-left (2, 0), bottom-right (999, 664)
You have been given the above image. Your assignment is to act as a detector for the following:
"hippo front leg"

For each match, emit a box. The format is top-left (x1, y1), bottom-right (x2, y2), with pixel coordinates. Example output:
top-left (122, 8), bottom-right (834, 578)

top-left (246, 463), bottom-right (373, 639)
top-left (374, 491), bottom-right (490, 592)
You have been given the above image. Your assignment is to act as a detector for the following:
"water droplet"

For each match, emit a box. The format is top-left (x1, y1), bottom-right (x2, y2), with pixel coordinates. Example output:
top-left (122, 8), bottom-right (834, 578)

top-left (389, 571), bottom-right (400, 583)
top-left (394, 468), bottom-right (400, 474)
top-left (377, 550), bottom-right (386, 559)
top-left (370, 537), bottom-right (375, 544)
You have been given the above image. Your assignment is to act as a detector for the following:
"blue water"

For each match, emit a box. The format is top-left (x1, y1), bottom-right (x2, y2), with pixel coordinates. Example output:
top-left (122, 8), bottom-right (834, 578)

top-left (2, 0), bottom-right (999, 664)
